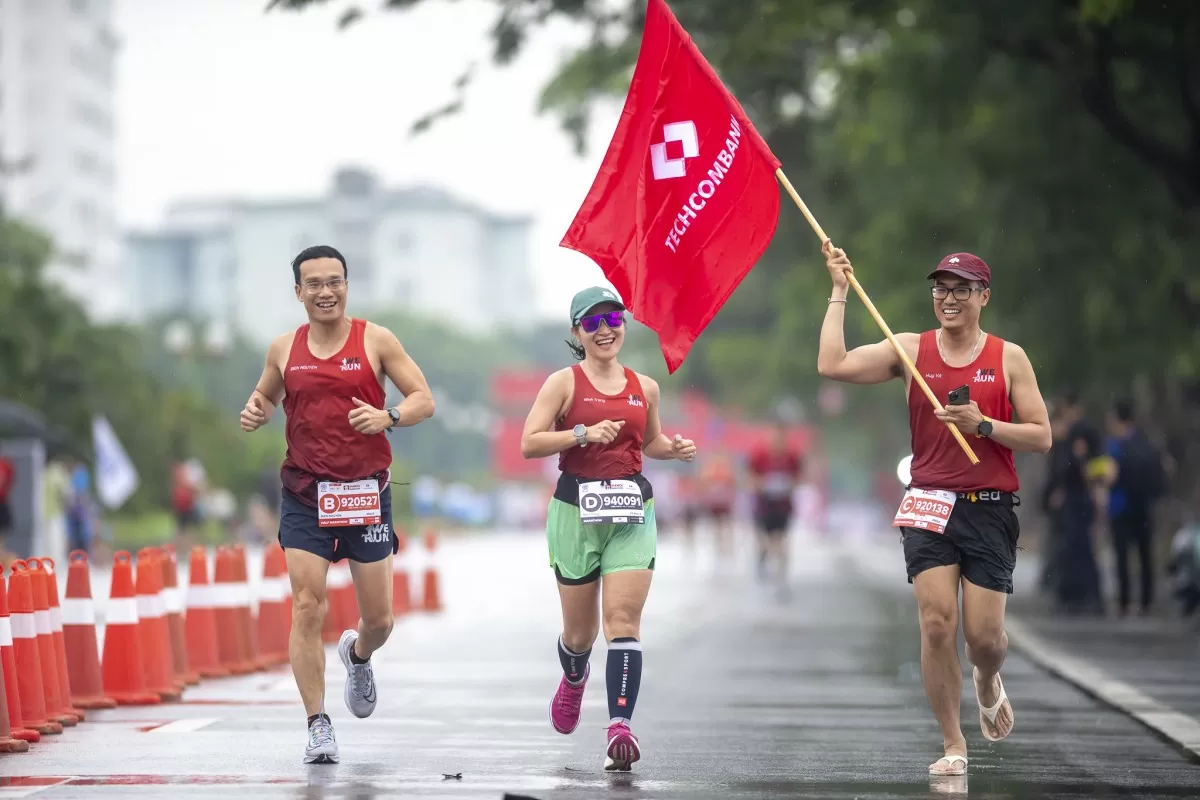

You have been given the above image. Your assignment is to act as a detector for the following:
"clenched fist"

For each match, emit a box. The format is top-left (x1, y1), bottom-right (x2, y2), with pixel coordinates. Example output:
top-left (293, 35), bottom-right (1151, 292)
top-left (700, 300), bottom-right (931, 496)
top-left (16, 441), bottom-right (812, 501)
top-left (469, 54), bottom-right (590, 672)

top-left (586, 420), bottom-right (625, 444)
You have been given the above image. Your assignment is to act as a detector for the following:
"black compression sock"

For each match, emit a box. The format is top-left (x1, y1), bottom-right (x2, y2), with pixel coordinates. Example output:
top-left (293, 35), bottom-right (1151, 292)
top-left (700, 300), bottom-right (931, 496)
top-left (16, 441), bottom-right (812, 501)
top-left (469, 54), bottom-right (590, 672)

top-left (558, 635), bottom-right (592, 685)
top-left (349, 643), bottom-right (369, 665)
top-left (606, 637), bottom-right (642, 723)
top-left (307, 712), bottom-right (330, 727)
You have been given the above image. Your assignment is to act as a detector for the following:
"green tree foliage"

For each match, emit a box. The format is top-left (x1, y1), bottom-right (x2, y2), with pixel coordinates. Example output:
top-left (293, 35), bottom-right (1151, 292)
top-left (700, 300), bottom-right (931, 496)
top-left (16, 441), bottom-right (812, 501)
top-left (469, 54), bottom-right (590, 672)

top-left (0, 218), bottom-right (279, 513)
top-left (266, 1), bottom-right (1200, 446)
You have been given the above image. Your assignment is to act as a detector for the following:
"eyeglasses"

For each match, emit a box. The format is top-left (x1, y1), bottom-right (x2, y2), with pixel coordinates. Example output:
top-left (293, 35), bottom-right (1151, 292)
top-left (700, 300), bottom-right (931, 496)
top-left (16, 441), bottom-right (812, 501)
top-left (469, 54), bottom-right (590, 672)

top-left (301, 278), bottom-right (346, 293)
top-left (931, 285), bottom-right (984, 301)
top-left (578, 311), bottom-right (625, 334)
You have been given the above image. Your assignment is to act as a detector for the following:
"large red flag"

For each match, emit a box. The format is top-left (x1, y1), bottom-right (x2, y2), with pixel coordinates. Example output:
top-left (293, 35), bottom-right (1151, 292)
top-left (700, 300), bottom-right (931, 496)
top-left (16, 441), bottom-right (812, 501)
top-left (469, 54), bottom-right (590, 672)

top-left (560, 0), bottom-right (782, 373)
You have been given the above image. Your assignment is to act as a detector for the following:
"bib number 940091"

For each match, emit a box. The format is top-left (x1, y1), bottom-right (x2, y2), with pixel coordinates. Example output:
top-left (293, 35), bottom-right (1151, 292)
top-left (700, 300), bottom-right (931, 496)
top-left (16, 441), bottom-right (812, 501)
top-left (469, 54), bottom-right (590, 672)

top-left (317, 479), bottom-right (381, 528)
top-left (892, 488), bottom-right (956, 534)
top-left (578, 479), bottom-right (645, 525)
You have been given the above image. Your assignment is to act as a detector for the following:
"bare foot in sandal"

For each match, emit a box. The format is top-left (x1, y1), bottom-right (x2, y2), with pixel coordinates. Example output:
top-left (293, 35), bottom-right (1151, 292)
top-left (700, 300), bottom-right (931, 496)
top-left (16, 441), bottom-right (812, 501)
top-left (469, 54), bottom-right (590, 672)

top-left (973, 667), bottom-right (1014, 741)
top-left (929, 746), bottom-right (968, 776)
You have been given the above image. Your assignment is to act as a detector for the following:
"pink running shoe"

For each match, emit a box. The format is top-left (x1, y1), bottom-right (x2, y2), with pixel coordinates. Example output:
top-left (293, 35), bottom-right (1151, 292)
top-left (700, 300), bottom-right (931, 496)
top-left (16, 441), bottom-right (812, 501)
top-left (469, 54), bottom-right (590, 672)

top-left (549, 663), bottom-right (589, 734)
top-left (604, 721), bottom-right (641, 772)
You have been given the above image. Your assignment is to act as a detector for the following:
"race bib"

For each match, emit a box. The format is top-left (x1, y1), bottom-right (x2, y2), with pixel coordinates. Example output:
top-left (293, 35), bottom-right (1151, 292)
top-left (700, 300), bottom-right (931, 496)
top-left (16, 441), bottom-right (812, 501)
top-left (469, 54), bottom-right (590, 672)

top-left (317, 479), bottom-right (381, 528)
top-left (892, 488), bottom-right (956, 534)
top-left (578, 479), bottom-right (645, 525)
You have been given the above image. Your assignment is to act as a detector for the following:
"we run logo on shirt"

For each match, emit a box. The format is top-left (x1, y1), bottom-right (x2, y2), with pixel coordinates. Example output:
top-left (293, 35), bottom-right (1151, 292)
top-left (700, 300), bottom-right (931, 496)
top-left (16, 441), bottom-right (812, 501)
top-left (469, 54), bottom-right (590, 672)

top-left (340, 356), bottom-right (362, 372)
top-left (628, 394), bottom-right (645, 408)
top-left (973, 367), bottom-right (997, 384)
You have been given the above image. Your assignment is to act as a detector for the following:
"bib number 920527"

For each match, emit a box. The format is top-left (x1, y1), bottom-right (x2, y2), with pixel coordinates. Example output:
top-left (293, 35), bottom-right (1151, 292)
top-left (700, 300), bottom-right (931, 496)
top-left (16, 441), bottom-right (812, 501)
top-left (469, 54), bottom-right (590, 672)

top-left (578, 479), bottom-right (645, 525)
top-left (892, 488), bottom-right (956, 534)
top-left (317, 478), bottom-right (382, 528)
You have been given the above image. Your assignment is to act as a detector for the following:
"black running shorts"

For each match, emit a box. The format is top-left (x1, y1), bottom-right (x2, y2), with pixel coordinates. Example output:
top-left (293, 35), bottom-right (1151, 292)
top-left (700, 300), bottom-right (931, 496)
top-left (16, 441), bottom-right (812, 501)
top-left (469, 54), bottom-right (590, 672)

top-left (755, 505), bottom-right (791, 538)
top-left (279, 486), bottom-right (397, 564)
top-left (901, 492), bottom-right (1020, 594)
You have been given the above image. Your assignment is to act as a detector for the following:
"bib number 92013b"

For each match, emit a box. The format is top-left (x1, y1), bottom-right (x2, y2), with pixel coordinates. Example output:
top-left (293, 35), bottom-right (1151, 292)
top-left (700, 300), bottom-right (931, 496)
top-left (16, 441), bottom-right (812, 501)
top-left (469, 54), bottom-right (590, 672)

top-left (578, 479), bottom-right (645, 525)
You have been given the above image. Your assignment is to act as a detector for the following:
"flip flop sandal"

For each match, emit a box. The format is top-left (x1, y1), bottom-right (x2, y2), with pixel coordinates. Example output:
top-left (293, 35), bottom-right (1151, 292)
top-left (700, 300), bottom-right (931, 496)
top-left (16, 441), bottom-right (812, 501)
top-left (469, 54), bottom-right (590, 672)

top-left (974, 667), bottom-right (1014, 742)
top-left (929, 754), bottom-right (968, 776)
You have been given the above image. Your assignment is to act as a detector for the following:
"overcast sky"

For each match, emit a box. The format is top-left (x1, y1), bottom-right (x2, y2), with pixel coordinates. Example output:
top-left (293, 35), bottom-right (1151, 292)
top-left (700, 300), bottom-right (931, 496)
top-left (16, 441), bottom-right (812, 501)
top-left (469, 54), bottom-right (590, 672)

top-left (114, 0), bottom-right (622, 321)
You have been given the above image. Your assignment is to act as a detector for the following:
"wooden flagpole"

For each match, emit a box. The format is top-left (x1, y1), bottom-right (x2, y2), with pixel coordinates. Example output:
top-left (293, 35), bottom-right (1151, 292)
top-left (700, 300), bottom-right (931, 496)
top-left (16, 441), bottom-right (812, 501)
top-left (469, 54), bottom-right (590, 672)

top-left (775, 168), bottom-right (980, 465)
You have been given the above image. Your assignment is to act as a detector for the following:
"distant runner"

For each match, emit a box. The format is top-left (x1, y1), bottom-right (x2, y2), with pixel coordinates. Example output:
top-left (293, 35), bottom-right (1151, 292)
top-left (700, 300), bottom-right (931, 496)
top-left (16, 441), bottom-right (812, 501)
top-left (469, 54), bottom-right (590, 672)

top-left (747, 422), bottom-right (803, 585)
top-left (240, 245), bottom-right (435, 764)
top-left (817, 246), bottom-right (1051, 776)
top-left (520, 286), bottom-right (696, 772)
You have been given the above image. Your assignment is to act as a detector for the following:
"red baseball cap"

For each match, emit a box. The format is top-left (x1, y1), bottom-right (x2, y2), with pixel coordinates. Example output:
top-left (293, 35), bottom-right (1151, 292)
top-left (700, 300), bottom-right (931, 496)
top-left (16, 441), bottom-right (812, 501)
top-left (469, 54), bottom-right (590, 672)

top-left (927, 252), bottom-right (991, 285)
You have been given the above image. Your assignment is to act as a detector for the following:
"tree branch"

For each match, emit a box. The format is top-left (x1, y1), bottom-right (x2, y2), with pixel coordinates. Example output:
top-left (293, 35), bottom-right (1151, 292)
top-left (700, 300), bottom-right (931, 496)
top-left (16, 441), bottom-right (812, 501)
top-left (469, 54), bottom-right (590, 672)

top-left (1079, 26), bottom-right (1198, 208)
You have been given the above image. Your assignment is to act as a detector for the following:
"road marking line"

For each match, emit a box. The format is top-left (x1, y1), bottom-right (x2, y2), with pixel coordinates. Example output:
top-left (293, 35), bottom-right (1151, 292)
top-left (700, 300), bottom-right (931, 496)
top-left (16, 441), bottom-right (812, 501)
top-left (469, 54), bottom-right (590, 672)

top-left (1006, 615), bottom-right (1200, 761)
top-left (0, 779), bottom-right (72, 798)
top-left (144, 718), bottom-right (219, 733)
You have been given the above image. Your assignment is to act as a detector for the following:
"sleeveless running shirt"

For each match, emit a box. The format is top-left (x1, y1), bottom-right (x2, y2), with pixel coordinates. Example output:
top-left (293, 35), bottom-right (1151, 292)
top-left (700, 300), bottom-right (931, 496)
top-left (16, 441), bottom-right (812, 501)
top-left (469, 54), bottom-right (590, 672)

top-left (280, 318), bottom-right (392, 506)
top-left (907, 330), bottom-right (1018, 493)
top-left (556, 365), bottom-right (648, 480)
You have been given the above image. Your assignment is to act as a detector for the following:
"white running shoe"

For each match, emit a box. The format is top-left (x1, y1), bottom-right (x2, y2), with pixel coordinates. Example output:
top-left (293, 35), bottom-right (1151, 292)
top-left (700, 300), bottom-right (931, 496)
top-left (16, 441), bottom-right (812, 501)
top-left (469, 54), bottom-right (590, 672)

top-left (304, 716), bottom-right (339, 764)
top-left (338, 629), bottom-right (378, 719)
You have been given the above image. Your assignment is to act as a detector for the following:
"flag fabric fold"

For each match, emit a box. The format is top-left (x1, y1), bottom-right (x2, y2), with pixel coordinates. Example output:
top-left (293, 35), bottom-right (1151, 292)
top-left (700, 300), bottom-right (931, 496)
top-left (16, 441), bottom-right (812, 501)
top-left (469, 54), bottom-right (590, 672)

top-left (561, 0), bottom-right (782, 373)
top-left (91, 415), bottom-right (139, 510)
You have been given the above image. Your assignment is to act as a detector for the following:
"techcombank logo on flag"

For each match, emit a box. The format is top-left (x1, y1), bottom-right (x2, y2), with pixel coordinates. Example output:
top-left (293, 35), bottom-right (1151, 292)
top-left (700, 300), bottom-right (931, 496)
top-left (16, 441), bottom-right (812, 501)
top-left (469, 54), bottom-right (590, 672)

top-left (652, 116), bottom-right (748, 254)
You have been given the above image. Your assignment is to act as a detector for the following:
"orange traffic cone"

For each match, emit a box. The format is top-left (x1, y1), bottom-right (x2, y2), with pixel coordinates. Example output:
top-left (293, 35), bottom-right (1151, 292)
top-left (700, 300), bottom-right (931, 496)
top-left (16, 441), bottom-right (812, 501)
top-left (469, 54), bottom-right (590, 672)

top-left (0, 570), bottom-right (39, 742)
top-left (135, 548), bottom-right (181, 702)
top-left (19, 560), bottom-right (76, 727)
top-left (101, 552), bottom-right (159, 705)
top-left (420, 528), bottom-right (442, 612)
top-left (28, 558), bottom-right (84, 723)
top-left (0, 642), bottom-right (28, 752)
top-left (160, 546), bottom-right (198, 686)
top-left (231, 545), bottom-right (265, 671)
top-left (255, 543), bottom-right (289, 667)
top-left (213, 547), bottom-right (253, 675)
top-left (184, 547), bottom-right (227, 679)
top-left (7, 562), bottom-right (63, 733)
top-left (392, 528), bottom-right (412, 616)
top-left (59, 551), bottom-right (116, 709)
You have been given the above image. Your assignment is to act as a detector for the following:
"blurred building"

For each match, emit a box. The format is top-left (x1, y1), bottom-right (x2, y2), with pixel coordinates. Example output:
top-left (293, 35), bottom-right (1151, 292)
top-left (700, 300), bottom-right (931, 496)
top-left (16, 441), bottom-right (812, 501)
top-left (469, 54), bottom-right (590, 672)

top-left (0, 0), bottom-right (122, 319)
top-left (124, 167), bottom-right (535, 343)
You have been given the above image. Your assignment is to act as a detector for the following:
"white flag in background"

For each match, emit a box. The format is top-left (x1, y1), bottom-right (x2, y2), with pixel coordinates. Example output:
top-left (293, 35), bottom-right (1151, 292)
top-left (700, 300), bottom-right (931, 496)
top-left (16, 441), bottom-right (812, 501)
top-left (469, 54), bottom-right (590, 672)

top-left (91, 415), bottom-right (139, 509)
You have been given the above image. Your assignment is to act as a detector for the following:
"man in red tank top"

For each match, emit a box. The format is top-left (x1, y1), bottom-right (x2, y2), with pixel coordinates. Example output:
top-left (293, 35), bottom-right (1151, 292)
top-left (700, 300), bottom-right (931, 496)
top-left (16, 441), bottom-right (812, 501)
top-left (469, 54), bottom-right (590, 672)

top-left (817, 246), bottom-right (1051, 777)
top-left (747, 423), bottom-right (804, 588)
top-left (239, 245), bottom-right (435, 764)
top-left (520, 286), bottom-right (696, 773)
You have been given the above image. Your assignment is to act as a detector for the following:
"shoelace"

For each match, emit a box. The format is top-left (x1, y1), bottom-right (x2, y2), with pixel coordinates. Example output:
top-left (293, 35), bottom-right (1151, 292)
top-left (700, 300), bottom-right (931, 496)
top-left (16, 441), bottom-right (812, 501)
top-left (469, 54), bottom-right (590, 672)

top-left (556, 680), bottom-right (585, 715)
top-left (351, 663), bottom-right (374, 698)
top-left (309, 720), bottom-right (334, 748)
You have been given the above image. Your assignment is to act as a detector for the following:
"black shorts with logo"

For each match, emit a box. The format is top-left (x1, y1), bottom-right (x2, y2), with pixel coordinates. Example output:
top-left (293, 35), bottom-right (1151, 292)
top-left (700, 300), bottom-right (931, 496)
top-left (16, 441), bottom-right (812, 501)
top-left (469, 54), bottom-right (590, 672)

top-left (901, 490), bottom-right (1020, 594)
top-left (279, 485), bottom-right (397, 564)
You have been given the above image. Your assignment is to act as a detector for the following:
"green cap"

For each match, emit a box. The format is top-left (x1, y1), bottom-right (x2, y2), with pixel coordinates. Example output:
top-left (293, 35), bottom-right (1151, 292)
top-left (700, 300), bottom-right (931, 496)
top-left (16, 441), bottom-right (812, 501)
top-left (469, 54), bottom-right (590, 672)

top-left (569, 286), bottom-right (626, 325)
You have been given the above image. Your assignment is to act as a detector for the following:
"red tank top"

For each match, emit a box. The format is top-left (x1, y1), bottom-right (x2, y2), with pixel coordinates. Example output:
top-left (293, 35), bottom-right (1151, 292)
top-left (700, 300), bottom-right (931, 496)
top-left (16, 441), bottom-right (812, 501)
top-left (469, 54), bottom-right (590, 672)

top-left (907, 330), bottom-right (1018, 493)
top-left (280, 318), bottom-right (391, 506)
top-left (556, 365), bottom-right (648, 480)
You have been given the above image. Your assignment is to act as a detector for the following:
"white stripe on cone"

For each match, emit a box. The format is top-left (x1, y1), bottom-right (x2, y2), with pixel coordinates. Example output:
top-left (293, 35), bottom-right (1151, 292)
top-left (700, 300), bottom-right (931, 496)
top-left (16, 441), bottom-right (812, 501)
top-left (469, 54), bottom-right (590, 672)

top-left (107, 597), bottom-right (139, 626)
top-left (60, 598), bottom-right (95, 626)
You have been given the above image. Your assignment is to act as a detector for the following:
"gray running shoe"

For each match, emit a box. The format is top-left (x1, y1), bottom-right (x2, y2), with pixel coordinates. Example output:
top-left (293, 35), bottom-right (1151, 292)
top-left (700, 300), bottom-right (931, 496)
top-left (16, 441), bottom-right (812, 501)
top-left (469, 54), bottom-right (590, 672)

top-left (304, 716), bottom-right (339, 764)
top-left (338, 629), bottom-right (378, 719)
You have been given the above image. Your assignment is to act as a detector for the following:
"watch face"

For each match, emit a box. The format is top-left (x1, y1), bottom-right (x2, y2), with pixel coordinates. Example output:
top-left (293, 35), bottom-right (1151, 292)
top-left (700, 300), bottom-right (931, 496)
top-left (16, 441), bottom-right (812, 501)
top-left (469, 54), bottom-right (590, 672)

top-left (573, 424), bottom-right (585, 436)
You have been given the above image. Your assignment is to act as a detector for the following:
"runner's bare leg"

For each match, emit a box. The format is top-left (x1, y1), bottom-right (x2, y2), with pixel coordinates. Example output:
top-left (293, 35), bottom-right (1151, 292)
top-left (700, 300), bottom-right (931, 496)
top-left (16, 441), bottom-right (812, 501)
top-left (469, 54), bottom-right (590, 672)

top-left (285, 548), bottom-right (332, 716)
top-left (913, 565), bottom-right (968, 768)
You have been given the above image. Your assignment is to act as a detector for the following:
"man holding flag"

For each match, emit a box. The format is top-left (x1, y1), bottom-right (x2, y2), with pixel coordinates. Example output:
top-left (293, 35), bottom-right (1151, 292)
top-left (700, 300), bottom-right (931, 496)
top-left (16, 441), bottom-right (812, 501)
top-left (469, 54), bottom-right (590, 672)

top-left (817, 247), bottom-right (1052, 775)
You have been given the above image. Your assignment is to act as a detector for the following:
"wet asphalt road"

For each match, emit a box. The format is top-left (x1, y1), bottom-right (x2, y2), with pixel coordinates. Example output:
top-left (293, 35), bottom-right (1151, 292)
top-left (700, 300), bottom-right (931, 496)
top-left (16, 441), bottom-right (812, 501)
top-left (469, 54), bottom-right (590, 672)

top-left (2, 529), bottom-right (1198, 799)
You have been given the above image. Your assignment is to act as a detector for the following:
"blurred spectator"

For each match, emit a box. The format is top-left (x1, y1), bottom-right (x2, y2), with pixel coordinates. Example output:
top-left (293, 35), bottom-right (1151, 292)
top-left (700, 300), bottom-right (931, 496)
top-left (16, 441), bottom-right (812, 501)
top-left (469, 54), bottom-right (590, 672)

top-left (1103, 398), bottom-right (1166, 616)
top-left (171, 457), bottom-right (206, 549)
top-left (0, 455), bottom-right (15, 567)
top-left (66, 458), bottom-right (95, 558)
top-left (1042, 392), bottom-right (1104, 614)
top-left (42, 457), bottom-right (71, 563)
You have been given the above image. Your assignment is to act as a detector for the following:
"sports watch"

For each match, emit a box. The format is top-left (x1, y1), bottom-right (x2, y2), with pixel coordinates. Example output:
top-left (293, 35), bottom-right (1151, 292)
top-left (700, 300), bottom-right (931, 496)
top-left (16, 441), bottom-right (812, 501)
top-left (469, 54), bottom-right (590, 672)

top-left (976, 416), bottom-right (993, 438)
top-left (387, 408), bottom-right (401, 429)
top-left (573, 423), bottom-right (587, 447)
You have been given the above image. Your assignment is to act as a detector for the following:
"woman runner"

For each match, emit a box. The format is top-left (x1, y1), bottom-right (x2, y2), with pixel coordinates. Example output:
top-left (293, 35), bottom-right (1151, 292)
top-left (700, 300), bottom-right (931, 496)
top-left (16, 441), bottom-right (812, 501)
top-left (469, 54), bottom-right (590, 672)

top-left (520, 286), bottom-right (697, 771)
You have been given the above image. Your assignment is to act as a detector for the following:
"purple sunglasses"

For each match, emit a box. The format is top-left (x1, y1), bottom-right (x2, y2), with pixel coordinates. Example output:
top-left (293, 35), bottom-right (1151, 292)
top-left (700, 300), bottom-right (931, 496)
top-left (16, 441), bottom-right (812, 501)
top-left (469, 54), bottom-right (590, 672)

top-left (578, 310), bottom-right (625, 334)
